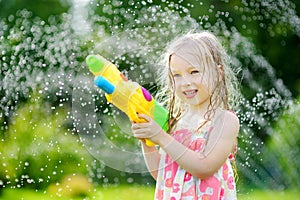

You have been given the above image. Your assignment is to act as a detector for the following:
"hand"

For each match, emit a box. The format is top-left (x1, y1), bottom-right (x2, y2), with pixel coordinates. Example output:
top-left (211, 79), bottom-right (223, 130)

top-left (131, 114), bottom-right (165, 144)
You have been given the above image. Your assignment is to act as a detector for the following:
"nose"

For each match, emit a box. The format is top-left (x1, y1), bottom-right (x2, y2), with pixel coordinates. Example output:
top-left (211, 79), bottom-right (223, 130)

top-left (181, 75), bottom-right (192, 86)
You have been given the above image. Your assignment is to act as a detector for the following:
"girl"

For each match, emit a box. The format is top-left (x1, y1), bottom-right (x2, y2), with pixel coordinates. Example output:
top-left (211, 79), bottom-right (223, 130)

top-left (131, 31), bottom-right (240, 200)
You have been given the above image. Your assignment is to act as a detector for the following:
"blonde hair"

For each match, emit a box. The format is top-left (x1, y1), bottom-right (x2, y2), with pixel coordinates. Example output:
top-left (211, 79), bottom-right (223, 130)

top-left (156, 31), bottom-right (241, 132)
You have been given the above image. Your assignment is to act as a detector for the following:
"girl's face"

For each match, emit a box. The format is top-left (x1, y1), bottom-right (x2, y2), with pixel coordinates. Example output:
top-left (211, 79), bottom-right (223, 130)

top-left (169, 54), bottom-right (211, 109)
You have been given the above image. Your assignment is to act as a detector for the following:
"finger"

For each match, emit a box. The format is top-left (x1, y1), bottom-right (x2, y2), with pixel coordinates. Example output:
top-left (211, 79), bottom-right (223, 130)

top-left (131, 123), bottom-right (148, 130)
top-left (139, 138), bottom-right (146, 143)
top-left (132, 127), bottom-right (148, 134)
top-left (137, 114), bottom-right (152, 122)
top-left (132, 129), bottom-right (150, 138)
top-left (132, 132), bottom-right (147, 139)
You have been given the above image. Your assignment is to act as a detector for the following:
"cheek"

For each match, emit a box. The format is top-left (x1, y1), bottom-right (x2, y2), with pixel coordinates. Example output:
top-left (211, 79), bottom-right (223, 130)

top-left (196, 73), bottom-right (207, 83)
top-left (170, 80), bottom-right (181, 97)
top-left (173, 84), bottom-right (184, 99)
top-left (202, 85), bottom-right (211, 96)
top-left (173, 78), bottom-right (181, 89)
top-left (174, 84), bottom-right (181, 95)
top-left (196, 75), bottom-right (211, 91)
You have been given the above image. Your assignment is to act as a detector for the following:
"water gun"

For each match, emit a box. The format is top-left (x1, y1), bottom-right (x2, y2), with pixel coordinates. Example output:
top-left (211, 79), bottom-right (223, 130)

top-left (86, 54), bottom-right (169, 146)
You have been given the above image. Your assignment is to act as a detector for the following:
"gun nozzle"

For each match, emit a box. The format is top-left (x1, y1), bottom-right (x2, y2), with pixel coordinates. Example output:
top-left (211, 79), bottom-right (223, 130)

top-left (86, 55), bottom-right (105, 74)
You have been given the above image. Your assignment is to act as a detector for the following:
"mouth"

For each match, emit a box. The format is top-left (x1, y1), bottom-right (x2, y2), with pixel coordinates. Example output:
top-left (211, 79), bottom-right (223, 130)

top-left (183, 90), bottom-right (198, 98)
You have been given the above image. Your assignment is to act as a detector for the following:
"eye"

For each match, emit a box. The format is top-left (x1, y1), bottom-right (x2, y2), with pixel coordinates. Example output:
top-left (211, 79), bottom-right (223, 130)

top-left (190, 69), bottom-right (200, 75)
top-left (173, 73), bottom-right (181, 78)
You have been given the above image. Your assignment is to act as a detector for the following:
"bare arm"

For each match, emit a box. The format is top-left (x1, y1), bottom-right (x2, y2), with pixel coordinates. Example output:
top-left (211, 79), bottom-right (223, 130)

top-left (132, 110), bottom-right (239, 179)
top-left (140, 143), bottom-right (161, 180)
top-left (155, 111), bottom-right (239, 179)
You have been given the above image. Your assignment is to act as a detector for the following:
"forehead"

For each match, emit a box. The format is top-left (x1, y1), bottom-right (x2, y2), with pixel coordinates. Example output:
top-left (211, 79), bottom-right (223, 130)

top-left (169, 54), bottom-right (201, 72)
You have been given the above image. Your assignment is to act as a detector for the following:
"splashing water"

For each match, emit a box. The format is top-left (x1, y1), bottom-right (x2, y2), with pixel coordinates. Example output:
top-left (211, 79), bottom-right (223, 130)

top-left (0, 0), bottom-right (299, 192)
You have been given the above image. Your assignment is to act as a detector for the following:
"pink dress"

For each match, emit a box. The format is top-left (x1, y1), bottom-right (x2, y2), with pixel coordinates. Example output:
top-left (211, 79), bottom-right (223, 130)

top-left (155, 128), bottom-right (237, 200)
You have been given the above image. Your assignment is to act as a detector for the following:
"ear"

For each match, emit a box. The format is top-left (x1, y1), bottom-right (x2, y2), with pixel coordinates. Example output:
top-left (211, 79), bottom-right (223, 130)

top-left (218, 64), bottom-right (224, 73)
top-left (217, 64), bottom-right (224, 80)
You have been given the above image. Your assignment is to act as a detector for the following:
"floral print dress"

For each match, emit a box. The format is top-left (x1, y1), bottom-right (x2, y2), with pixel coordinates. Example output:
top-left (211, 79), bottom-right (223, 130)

top-left (154, 127), bottom-right (237, 200)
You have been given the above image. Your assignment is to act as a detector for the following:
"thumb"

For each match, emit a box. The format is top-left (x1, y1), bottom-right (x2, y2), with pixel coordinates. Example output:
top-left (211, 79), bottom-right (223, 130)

top-left (137, 113), bottom-right (152, 122)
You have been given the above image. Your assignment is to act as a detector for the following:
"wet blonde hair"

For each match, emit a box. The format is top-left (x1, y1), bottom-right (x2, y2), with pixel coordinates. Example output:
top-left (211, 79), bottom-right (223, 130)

top-left (156, 31), bottom-right (241, 132)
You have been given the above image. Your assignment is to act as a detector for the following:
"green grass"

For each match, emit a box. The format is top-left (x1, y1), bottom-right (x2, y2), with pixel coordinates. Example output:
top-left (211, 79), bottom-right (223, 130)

top-left (0, 186), bottom-right (299, 200)
top-left (0, 185), bottom-right (155, 200)
top-left (95, 185), bottom-right (155, 200)
top-left (238, 190), bottom-right (300, 200)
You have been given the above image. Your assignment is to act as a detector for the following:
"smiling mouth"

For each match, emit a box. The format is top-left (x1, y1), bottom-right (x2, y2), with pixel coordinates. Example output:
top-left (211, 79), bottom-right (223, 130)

top-left (183, 90), bottom-right (198, 98)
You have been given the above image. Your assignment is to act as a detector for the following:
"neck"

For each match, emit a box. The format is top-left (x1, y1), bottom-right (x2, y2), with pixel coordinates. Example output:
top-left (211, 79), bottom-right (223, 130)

top-left (186, 100), bottom-right (211, 119)
top-left (178, 104), bottom-right (212, 131)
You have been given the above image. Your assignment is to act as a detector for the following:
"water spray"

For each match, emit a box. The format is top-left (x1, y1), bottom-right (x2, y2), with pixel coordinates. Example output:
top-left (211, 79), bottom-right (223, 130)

top-left (86, 54), bottom-right (169, 146)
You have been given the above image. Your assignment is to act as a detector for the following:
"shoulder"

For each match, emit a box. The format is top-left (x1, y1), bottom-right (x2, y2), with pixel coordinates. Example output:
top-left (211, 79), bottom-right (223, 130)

top-left (225, 110), bottom-right (240, 137)
top-left (225, 110), bottom-right (239, 126)
top-left (215, 109), bottom-right (240, 137)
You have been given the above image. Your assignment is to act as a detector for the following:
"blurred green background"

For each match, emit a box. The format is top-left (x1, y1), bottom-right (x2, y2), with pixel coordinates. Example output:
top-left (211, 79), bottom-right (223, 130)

top-left (0, 0), bottom-right (299, 199)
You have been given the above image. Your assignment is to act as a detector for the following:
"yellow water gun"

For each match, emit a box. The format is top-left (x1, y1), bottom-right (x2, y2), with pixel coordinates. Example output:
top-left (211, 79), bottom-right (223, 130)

top-left (86, 55), bottom-right (168, 146)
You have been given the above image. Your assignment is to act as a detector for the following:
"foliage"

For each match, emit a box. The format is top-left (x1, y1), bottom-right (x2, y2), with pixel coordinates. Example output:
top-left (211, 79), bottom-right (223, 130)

top-left (0, 93), bottom-right (92, 189)
top-left (0, 0), bottom-right (71, 20)
top-left (0, 9), bottom-right (87, 121)
top-left (47, 174), bottom-right (93, 198)
top-left (0, 0), bottom-right (299, 192)
top-left (88, 0), bottom-right (300, 98)
top-left (264, 98), bottom-right (300, 189)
